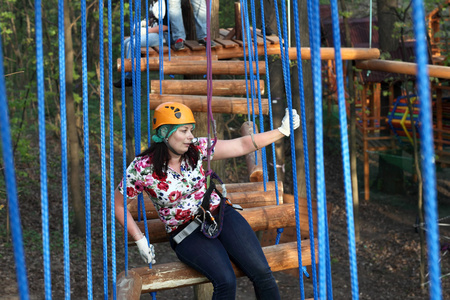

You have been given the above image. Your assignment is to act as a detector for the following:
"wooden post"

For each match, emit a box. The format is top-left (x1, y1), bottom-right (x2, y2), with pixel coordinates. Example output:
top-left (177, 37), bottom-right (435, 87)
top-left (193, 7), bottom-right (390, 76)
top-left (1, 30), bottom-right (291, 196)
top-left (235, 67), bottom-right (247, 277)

top-left (240, 121), bottom-right (264, 182)
top-left (234, 2), bottom-right (242, 40)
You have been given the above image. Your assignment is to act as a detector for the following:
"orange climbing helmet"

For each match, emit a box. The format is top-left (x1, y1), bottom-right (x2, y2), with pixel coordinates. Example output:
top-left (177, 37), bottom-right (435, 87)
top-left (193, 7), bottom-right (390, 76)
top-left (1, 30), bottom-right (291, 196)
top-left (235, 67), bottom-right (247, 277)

top-left (152, 102), bottom-right (196, 130)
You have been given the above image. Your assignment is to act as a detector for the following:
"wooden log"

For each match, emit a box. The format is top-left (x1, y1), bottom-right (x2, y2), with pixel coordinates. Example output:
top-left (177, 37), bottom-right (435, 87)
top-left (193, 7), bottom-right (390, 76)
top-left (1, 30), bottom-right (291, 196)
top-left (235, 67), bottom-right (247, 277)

top-left (356, 59), bottom-right (450, 79)
top-left (135, 239), bottom-right (317, 293)
top-left (127, 183), bottom-right (284, 220)
top-left (122, 60), bottom-right (266, 75)
top-left (134, 202), bottom-right (307, 243)
top-left (117, 55), bottom-right (218, 72)
top-left (139, 44), bottom-right (379, 61)
top-left (240, 121), bottom-right (263, 182)
top-left (115, 270), bottom-right (143, 300)
top-left (148, 94), bottom-right (269, 115)
top-left (150, 80), bottom-right (265, 96)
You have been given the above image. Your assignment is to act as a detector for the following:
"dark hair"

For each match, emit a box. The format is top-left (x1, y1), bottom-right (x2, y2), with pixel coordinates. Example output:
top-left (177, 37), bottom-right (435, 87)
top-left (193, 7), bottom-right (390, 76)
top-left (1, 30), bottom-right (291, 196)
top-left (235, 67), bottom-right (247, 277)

top-left (137, 142), bottom-right (199, 177)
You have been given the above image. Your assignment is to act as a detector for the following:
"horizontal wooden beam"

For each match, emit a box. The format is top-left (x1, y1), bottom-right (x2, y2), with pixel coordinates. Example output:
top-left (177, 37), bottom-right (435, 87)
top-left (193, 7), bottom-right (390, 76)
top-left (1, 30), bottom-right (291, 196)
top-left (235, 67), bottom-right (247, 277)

top-left (119, 59), bottom-right (266, 75)
top-left (116, 55), bottom-right (218, 72)
top-left (147, 94), bottom-right (269, 115)
top-left (134, 202), bottom-right (309, 243)
top-left (150, 80), bottom-right (265, 96)
top-left (356, 59), bottom-right (450, 79)
top-left (127, 239), bottom-right (317, 293)
top-left (128, 181), bottom-right (284, 220)
top-left (138, 45), bottom-right (380, 61)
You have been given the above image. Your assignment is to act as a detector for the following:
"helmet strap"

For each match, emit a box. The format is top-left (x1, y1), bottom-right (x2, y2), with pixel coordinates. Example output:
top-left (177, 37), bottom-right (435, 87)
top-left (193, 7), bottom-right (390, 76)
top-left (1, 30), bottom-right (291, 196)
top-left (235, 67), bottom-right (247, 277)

top-left (163, 125), bottom-right (182, 156)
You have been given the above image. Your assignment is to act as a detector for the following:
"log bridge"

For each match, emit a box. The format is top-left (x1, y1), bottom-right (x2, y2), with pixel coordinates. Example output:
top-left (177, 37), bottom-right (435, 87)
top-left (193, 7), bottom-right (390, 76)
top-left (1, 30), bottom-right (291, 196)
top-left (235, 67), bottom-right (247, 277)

top-left (116, 181), bottom-right (323, 298)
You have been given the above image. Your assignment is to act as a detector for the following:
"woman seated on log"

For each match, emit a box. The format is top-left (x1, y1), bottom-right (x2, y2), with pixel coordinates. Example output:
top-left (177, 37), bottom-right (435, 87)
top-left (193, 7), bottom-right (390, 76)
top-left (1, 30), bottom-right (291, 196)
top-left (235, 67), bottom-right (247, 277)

top-left (114, 102), bottom-right (300, 299)
top-left (114, 0), bottom-right (167, 88)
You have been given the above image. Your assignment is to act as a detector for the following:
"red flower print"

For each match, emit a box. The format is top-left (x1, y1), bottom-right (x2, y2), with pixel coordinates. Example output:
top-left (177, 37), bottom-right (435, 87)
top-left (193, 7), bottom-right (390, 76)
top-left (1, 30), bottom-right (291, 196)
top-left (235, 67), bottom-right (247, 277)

top-left (157, 181), bottom-right (169, 191)
top-left (194, 191), bottom-right (205, 200)
top-left (134, 180), bottom-right (145, 192)
top-left (153, 171), bottom-right (167, 181)
top-left (126, 187), bottom-right (137, 198)
top-left (148, 189), bottom-right (157, 198)
top-left (168, 190), bottom-right (182, 202)
top-left (159, 208), bottom-right (171, 216)
top-left (175, 209), bottom-right (191, 220)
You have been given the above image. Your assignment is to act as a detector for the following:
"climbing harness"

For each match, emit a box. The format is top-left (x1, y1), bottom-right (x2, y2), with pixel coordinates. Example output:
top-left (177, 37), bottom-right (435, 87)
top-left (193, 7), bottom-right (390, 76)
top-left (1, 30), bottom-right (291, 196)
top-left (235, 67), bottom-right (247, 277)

top-left (172, 176), bottom-right (242, 244)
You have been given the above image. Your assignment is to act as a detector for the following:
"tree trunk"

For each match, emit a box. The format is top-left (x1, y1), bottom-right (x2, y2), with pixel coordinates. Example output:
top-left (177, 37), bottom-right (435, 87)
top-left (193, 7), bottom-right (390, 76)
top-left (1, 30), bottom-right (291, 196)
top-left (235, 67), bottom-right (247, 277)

top-left (340, 0), bottom-right (360, 241)
top-left (377, 0), bottom-right (399, 52)
top-left (65, 0), bottom-right (85, 236)
top-left (291, 0), bottom-right (315, 199)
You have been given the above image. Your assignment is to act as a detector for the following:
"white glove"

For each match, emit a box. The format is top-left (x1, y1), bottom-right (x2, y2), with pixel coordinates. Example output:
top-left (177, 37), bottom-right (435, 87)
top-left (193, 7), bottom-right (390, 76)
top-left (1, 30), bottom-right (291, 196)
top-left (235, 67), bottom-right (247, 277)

top-left (135, 236), bottom-right (156, 264)
top-left (278, 108), bottom-right (300, 136)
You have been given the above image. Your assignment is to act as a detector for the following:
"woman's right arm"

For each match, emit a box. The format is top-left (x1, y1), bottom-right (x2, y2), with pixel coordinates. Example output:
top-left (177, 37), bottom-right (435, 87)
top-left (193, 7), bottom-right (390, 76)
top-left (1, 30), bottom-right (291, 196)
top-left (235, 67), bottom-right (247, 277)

top-left (114, 187), bottom-right (144, 241)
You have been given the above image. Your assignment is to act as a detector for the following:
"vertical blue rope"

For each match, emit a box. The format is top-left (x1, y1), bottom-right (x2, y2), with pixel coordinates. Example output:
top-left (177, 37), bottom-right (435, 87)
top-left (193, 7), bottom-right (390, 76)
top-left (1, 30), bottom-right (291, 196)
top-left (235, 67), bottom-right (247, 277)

top-left (146, 0), bottom-right (151, 147)
top-left (290, 0), bottom-right (318, 296)
top-left (329, 0), bottom-right (358, 298)
top-left (81, 0), bottom-right (93, 298)
top-left (57, 0), bottom-right (71, 297)
top-left (239, 0), bottom-right (252, 123)
top-left (258, 0), bottom-right (281, 212)
top-left (35, 1), bottom-right (52, 298)
top-left (411, 0), bottom-right (442, 299)
top-left (107, 0), bottom-right (117, 297)
top-left (305, 0), bottom-right (330, 297)
top-left (0, 26), bottom-right (30, 300)
top-left (249, 0), bottom-right (269, 186)
top-left (121, 0), bottom-right (129, 275)
top-left (98, 0), bottom-right (109, 297)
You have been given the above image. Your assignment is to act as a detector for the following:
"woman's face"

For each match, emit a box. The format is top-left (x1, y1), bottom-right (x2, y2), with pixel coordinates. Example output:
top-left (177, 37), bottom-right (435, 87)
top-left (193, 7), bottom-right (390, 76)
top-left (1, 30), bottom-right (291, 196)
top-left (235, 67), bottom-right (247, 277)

top-left (167, 124), bottom-right (195, 156)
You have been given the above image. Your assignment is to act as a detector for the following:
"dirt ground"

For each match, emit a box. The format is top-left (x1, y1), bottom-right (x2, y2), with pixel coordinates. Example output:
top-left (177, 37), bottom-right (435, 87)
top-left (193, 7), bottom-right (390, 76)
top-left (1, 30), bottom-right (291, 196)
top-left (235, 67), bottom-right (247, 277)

top-left (1, 135), bottom-right (450, 299)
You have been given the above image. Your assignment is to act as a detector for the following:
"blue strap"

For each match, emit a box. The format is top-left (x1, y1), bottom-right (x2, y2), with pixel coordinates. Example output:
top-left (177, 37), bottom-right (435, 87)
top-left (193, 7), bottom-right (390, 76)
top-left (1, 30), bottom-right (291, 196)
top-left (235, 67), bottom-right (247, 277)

top-left (0, 26), bottom-right (30, 300)
top-left (412, 0), bottom-right (442, 298)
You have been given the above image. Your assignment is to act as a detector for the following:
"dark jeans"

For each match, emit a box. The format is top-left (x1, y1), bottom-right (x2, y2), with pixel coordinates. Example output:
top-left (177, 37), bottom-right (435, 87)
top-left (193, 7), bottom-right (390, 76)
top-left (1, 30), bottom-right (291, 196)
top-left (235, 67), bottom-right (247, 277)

top-left (169, 205), bottom-right (280, 300)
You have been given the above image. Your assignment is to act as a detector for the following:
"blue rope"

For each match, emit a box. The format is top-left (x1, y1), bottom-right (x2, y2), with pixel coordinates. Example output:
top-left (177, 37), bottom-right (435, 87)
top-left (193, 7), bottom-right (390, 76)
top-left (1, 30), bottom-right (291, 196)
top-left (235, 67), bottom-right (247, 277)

top-left (290, 0), bottom-right (318, 296)
top-left (249, 0), bottom-right (269, 186)
top-left (305, 0), bottom-right (331, 297)
top-left (0, 26), bottom-right (30, 300)
top-left (57, 0), bottom-right (71, 297)
top-left (35, 1), bottom-right (52, 298)
top-left (81, 0), bottom-right (93, 298)
top-left (98, 1), bottom-right (109, 297)
top-left (329, 0), bottom-right (359, 298)
top-left (146, 0), bottom-right (151, 147)
top-left (258, 0), bottom-right (282, 215)
top-left (107, 0), bottom-right (117, 297)
top-left (121, 0), bottom-right (129, 276)
top-left (241, 0), bottom-right (260, 170)
top-left (239, 0), bottom-right (252, 124)
top-left (411, 0), bottom-right (442, 298)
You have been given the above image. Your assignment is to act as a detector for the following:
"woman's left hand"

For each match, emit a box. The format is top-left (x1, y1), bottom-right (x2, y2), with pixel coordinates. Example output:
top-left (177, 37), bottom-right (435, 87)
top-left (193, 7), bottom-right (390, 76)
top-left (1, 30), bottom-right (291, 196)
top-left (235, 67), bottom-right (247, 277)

top-left (278, 108), bottom-right (300, 136)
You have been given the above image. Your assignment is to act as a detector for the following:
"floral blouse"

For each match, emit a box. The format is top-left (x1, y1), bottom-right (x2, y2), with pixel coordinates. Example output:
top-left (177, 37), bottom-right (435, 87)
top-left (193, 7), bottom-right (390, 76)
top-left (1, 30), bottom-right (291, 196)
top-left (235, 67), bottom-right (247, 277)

top-left (118, 138), bottom-right (220, 233)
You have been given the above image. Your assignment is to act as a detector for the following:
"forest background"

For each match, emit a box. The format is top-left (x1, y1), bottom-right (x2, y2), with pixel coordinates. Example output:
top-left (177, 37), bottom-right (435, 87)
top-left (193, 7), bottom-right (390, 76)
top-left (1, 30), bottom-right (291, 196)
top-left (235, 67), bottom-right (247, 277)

top-left (1, 0), bottom-right (450, 298)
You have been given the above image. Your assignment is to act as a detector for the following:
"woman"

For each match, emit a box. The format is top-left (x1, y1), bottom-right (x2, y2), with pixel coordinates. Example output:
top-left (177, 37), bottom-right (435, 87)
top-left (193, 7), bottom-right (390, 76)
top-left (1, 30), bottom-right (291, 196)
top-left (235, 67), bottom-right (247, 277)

top-left (114, 102), bottom-right (300, 299)
top-left (114, 0), bottom-right (167, 88)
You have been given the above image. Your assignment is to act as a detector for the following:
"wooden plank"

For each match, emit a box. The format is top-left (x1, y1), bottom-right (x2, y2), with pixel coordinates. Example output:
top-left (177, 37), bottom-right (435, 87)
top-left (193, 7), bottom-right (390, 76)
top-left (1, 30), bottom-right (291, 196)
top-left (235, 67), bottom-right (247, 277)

top-left (135, 239), bottom-right (318, 293)
top-left (356, 59), bottom-right (450, 79)
top-left (214, 38), bottom-right (239, 48)
top-left (117, 55), bottom-right (219, 72)
top-left (150, 79), bottom-right (265, 96)
top-left (115, 270), bottom-right (142, 300)
top-left (184, 40), bottom-right (204, 51)
top-left (128, 183), bottom-right (283, 220)
top-left (148, 94), bottom-right (269, 115)
top-left (133, 202), bottom-right (311, 243)
top-left (137, 60), bottom-right (265, 75)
